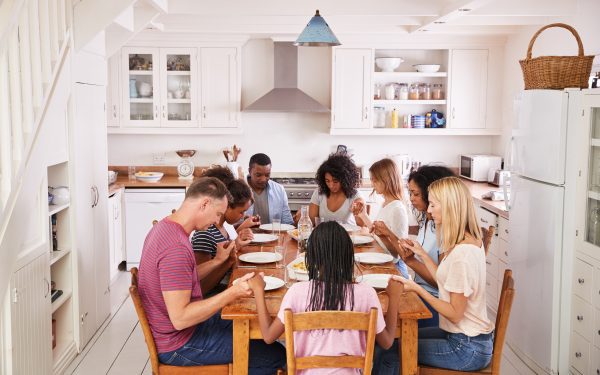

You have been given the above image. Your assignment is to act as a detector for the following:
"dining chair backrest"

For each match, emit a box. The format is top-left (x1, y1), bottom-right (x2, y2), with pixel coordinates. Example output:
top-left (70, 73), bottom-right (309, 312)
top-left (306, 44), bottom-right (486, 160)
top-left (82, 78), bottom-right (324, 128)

top-left (283, 308), bottom-right (378, 375)
top-left (129, 268), bottom-right (231, 375)
top-left (481, 225), bottom-right (495, 256)
top-left (419, 269), bottom-right (515, 375)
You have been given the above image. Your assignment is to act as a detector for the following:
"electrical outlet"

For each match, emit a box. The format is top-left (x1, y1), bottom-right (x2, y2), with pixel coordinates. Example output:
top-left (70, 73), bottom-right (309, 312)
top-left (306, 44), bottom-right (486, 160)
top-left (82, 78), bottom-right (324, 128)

top-left (152, 153), bottom-right (165, 165)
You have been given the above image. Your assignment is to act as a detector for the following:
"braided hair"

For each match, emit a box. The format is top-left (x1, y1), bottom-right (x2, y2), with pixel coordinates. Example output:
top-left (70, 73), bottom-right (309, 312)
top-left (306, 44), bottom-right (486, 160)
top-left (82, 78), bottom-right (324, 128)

top-left (305, 221), bottom-right (355, 311)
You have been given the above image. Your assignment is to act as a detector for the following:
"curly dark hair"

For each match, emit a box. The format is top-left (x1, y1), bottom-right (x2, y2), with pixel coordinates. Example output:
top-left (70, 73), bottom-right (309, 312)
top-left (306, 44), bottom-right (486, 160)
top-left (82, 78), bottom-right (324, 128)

top-left (315, 153), bottom-right (360, 198)
top-left (201, 165), bottom-right (235, 186)
top-left (407, 165), bottom-right (455, 225)
top-left (201, 166), bottom-right (252, 208)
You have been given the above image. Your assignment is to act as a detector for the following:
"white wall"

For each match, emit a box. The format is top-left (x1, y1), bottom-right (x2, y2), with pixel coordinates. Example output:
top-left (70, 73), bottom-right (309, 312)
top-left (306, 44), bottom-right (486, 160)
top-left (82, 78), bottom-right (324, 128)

top-left (494, 0), bottom-right (600, 156)
top-left (108, 38), bottom-right (499, 171)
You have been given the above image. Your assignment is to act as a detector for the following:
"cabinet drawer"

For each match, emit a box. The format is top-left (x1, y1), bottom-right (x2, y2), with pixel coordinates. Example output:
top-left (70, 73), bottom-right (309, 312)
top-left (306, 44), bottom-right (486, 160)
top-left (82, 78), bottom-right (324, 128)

top-left (595, 308), bottom-right (600, 349)
top-left (486, 271), bottom-right (498, 306)
top-left (592, 346), bottom-right (600, 375)
top-left (498, 217), bottom-right (509, 242)
top-left (574, 258), bottom-right (594, 302)
top-left (498, 238), bottom-right (509, 264)
top-left (486, 252), bottom-right (498, 279)
top-left (571, 332), bottom-right (590, 375)
top-left (572, 295), bottom-right (593, 341)
top-left (476, 206), bottom-right (497, 230)
top-left (595, 267), bottom-right (600, 309)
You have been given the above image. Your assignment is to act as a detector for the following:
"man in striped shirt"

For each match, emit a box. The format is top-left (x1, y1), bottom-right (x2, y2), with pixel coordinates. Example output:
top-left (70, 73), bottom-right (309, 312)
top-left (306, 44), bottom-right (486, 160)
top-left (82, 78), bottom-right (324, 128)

top-left (138, 177), bottom-right (285, 373)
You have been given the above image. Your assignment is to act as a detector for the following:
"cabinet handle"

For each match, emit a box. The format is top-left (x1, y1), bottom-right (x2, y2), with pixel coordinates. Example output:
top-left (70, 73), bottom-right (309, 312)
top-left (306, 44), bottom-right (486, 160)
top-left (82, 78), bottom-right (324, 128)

top-left (486, 261), bottom-right (491, 265)
top-left (575, 352), bottom-right (582, 358)
top-left (91, 186), bottom-right (97, 208)
top-left (364, 106), bottom-right (368, 120)
top-left (577, 315), bottom-right (583, 321)
top-left (154, 105), bottom-right (158, 119)
top-left (578, 278), bottom-right (585, 284)
top-left (162, 105), bottom-right (165, 119)
top-left (504, 229), bottom-right (509, 234)
top-left (452, 107), bottom-right (456, 119)
top-left (203, 106), bottom-right (206, 119)
top-left (480, 218), bottom-right (488, 224)
top-left (43, 278), bottom-right (50, 298)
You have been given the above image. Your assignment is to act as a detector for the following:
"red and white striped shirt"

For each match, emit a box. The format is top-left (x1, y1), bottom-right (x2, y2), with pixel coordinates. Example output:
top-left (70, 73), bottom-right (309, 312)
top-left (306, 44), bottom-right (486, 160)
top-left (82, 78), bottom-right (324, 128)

top-left (138, 218), bottom-right (203, 353)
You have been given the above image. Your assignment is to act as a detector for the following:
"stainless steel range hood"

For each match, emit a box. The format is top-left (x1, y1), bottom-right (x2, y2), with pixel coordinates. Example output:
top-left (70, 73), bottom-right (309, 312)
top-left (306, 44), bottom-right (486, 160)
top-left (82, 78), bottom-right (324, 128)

top-left (244, 42), bottom-right (329, 113)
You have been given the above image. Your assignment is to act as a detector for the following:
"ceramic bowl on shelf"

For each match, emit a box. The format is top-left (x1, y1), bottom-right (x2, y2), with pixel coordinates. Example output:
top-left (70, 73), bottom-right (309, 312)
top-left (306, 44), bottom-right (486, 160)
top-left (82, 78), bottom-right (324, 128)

top-left (137, 82), bottom-right (153, 97)
top-left (413, 64), bottom-right (441, 73)
top-left (375, 58), bottom-right (404, 72)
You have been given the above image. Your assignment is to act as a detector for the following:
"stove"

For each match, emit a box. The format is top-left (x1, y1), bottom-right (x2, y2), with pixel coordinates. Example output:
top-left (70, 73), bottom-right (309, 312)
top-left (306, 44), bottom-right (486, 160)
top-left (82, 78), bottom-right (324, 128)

top-left (271, 176), bottom-right (317, 211)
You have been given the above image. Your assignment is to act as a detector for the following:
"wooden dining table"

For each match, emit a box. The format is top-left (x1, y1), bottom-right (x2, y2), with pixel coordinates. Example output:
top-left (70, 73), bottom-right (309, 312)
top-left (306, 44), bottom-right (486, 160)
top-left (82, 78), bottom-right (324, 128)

top-left (221, 231), bottom-right (432, 375)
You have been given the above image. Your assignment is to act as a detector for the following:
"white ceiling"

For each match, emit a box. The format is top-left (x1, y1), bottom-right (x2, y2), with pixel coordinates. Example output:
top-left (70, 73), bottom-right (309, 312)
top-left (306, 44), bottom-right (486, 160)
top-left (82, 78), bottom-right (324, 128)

top-left (150, 0), bottom-right (577, 37)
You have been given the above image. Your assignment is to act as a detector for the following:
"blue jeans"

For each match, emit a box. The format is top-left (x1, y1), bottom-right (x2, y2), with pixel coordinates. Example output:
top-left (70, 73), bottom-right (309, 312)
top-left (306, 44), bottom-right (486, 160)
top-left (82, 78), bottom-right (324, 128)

top-left (158, 313), bottom-right (285, 375)
top-left (418, 297), bottom-right (439, 329)
top-left (373, 327), bottom-right (493, 374)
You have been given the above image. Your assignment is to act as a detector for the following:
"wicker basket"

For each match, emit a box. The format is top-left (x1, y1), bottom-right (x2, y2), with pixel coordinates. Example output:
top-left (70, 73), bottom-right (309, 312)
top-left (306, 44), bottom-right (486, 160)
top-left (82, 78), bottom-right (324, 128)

top-left (520, 23), bottom-right (593, 90)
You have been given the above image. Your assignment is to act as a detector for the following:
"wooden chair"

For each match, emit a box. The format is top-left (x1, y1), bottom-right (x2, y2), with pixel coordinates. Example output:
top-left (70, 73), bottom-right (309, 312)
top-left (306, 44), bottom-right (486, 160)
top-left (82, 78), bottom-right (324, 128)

top-left (283, 308), bottom-right (378, 375)
top-left (129, 268), bottom-right (232, 375)
top-left (481, 225), bottom-right (496, 256)
top-left (419, 269), bottom-right (515, 375)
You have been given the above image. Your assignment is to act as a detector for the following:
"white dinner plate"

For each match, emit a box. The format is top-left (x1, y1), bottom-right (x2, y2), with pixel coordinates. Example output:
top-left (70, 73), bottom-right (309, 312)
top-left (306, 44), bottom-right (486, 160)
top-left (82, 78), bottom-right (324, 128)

top-left (287, 229), bottom-right (300, 241)
top-left (354, 252), bottom-right (394, 264)
top-left (259, 223), bottom-right (295, 231)
top-left (250, 233), bottom-right (278, 243)
top-left (233, 275), bottom-right (285, 291)
top-left (358, 274), bottom-right (391, 289)
top-left (134, 171), bottom-right (164, 182)
top-left (352, 235), bottom-right (374, 245)
top-left (288, 257), bottom-right (308, 274)
top-left (238, 252), bottom-right (282, 264)
top-left (341, 223), bottom-right (360, 232)
top-left (287, 255), bottom-right (309, 281)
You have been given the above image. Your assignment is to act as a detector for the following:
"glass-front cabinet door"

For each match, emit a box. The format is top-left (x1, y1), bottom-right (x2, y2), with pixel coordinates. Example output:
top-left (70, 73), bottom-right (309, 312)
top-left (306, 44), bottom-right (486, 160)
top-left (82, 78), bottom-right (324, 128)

top-left (582, 93), bottom-right (600, 252)
top-left (121, 47), bottom-right (160, 127)
top-left (159, 48), bottom-right (198, 127)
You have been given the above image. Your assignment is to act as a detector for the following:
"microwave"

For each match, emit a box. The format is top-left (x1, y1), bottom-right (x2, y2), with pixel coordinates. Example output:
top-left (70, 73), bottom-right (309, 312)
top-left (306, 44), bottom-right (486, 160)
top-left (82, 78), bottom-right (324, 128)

top-left (459, 154), bottom-right (502, 182)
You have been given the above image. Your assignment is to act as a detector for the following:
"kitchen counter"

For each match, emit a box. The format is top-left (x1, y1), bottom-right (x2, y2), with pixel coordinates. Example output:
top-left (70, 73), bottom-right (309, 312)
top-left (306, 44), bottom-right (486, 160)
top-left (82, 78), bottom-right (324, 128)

top-left (109, 166), bottom-right (205, 189)
top-left (360, 178), bottom-right (508, 219)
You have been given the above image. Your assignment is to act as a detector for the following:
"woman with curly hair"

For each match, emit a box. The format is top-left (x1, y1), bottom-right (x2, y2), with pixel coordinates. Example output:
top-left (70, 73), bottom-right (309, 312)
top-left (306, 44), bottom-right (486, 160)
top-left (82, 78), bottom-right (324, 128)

top-left (309, 153), bottom-right (364, 225)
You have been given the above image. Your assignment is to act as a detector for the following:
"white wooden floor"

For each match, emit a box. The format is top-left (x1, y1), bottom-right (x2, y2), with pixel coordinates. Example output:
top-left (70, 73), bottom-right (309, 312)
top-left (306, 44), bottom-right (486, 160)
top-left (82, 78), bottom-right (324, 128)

top-left (64, 271), bottom-right (538, 375)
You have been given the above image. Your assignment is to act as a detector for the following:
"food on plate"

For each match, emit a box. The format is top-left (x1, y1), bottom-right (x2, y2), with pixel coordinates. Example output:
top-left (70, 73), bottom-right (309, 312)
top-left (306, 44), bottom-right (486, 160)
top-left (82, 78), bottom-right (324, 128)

top-left (290, 229), bottom-right (299, 237)
top-left (292, 260), bottom-right (307, 272)
top-left (136, 171), bottom-right (156, 176)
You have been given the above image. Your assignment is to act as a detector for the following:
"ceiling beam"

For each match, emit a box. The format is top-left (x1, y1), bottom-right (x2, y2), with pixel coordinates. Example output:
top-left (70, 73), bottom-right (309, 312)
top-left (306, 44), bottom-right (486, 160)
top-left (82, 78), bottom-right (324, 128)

top-left (409, 0), bottom-right (492, 34)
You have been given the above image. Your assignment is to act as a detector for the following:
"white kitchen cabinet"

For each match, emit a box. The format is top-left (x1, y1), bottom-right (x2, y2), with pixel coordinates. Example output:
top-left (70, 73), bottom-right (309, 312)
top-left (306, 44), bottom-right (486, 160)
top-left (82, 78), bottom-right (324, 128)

top-left (72, 83), bottom-right (110, 348)
top-left (124, 188), bottom-right (185, 270)
top-left (160, 48), bottom-right (198, 127)
top-left (200, 47), bottom-right (239, 128)
top-left (121, 47), bottom-right (161, 127)
top-left (448, 49), bottom-right (488, 129)
top-left (331, 48), bottom-right (372, 129)
top-left (107, 189), bottom-right (124, 283)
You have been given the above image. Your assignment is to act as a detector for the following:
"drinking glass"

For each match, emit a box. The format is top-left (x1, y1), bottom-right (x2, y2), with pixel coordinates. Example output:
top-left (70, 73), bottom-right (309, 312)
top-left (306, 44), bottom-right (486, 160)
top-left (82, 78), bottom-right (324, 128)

top-left (128, 166), bottom-right (136, 181)
top-left (274, 245), bottom-right (285, 269)
top-left (272, 218), bottom-right (282, 245)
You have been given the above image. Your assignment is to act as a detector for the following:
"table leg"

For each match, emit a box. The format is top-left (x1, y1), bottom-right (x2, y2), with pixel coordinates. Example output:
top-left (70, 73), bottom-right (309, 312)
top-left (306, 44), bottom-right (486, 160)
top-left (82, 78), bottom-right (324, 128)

top-left (233, 319), bottom-right (250, 375)
top-left (400, 319), bottom-right (418, 375)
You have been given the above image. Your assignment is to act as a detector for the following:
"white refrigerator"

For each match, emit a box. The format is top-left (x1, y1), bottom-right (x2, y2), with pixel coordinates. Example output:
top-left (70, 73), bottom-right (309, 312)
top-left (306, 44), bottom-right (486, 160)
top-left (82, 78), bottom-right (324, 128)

top-left (507, 89), bottom-right (581, 374)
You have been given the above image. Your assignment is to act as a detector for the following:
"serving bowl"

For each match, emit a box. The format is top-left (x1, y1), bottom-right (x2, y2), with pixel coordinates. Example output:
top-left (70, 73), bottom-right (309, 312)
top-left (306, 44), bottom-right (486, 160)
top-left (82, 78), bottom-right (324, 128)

top-left (134, 172), bottom-right (164, 182)
top-left (375, 58), bottom-right (404, 72)
top-left (413, 64), bottom-right (441, 73)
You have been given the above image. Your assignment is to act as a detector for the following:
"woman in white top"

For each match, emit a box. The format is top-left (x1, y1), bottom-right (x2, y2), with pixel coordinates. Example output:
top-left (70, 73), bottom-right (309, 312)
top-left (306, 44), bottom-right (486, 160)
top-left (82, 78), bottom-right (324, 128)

top-left (376, 176), bottom-right (494, 374)
top-left (309, 153), bottom-right (364, 225)
top-left (352, 158), bottom-right (409, 278)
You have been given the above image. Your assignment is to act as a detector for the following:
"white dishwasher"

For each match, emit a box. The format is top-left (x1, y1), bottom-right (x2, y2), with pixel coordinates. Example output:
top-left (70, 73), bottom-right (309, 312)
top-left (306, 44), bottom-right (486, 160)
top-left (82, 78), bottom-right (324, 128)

top-left (124, 188), bottom-right (186, 270)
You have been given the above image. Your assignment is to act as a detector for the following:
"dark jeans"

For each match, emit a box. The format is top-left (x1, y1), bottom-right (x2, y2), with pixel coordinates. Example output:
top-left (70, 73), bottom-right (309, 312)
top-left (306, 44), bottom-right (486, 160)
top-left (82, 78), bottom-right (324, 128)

top-left (158, 313), bottom-right (285, 375)
top-left (373, 327), bottom-right (494, 374)
top-left (418, 297), bottom-right (439, 329)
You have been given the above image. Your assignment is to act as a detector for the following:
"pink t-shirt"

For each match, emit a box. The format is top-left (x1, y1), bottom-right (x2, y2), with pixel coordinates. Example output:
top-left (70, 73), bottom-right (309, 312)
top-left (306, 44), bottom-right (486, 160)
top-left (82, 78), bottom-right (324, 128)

top-left (277, 281), bottom-right (385, 374)
top-left (138, 218), bottom-right (203, 353)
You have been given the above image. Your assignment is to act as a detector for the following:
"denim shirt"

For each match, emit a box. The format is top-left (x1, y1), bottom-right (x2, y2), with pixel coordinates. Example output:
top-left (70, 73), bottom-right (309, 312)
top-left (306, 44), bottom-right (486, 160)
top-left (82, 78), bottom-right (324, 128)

top-left (246, 180), bottom-right (294, 225)
top-left (415, 219), bottom-right (440, 297)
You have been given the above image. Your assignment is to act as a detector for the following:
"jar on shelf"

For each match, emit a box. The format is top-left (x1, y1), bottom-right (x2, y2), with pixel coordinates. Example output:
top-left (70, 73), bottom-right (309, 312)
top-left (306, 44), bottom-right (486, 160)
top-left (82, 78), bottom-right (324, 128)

top-left (374, 84), bottom-right (381, 100)
top-left (432, 83), bottom-right (444, 100)
top-left (409, 84), bottom-right (419, 100)
top-left (385, 84), bottom-right (396, 100)
top-left (374, 107), bottom-right (386, 128)
top-left (419, 83), bottom-right (431, 100)
top-left (398, 83), bottom-right (409, 100)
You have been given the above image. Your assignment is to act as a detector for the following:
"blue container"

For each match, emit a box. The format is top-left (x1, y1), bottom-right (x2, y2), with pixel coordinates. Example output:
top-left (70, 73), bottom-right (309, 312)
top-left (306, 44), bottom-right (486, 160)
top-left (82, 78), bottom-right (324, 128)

top-left (129, 79), bottom-right (138, 98)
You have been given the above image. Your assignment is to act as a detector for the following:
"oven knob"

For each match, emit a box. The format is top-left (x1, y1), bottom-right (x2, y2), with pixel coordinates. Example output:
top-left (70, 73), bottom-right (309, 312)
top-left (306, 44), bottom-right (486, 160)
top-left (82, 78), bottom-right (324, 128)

top-left (290, 192), bottom-right (295, 197)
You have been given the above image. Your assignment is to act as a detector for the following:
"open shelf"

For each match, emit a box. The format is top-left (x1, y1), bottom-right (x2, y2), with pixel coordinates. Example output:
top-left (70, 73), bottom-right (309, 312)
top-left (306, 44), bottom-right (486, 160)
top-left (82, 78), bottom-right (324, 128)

top-left (51, 290), bottom-right (72, 313)
top-left (50, 249), bottom-right (71, 266)
top-left (374, 71), bottom-right (447, 78)
top-left (588, 190), bottom-right (600, 201)
top-left (129, 70), bottom-right (153, 75)
top-left (374, 100), bottom-right (446, 106)
top-left (129, 98), bottom-right (154, 103)
top-left (330, 128), bottom-right (502, 136)
top-left (167, 71), bottom-right (191, 75)
top-left (48, 203), bottom-right (69, 216)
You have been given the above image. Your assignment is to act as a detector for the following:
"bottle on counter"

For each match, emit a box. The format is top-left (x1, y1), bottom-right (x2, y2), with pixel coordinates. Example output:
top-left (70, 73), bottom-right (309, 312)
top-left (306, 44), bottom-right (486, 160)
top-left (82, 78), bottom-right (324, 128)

top-left (391, 108), bottom-right (399, 128)
top-left (297, 205), bottom-right (313, 253)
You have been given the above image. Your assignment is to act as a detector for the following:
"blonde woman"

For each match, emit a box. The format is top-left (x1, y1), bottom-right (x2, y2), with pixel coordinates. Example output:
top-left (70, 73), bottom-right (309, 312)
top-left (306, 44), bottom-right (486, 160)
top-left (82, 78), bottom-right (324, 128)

top-left (352, 158), bottom-right (409, 277)
top-left (374, 176), bottom-right (494, 373)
